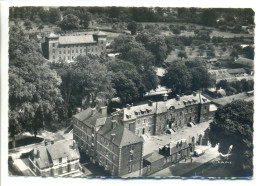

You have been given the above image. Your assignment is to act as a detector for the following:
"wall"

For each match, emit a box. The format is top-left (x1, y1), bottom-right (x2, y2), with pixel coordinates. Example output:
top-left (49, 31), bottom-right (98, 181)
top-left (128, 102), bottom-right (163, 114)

top-left (118, 143), bottom-right (143, 176)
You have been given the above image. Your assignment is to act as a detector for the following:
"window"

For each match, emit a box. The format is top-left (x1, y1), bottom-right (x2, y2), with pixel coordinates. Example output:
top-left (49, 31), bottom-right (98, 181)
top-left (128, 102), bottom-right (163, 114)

top-left (64, 50), bottom-right (66, 54)
top-left (95, 48), bottom-right (97, 52)
top-left (76, 49), bottom-right (78, 53)
top-left (52, 49), bottom-right (55, 53)
top-left (72, 50), bottom-right (74, 53)
top-left (53, 43), bottom-right (55, 47)
top-left (101, 40), bottom-right (103, 44)
top-left (130, 145), bottom-right (134, 151)
top-left (101, 137), bottom-right (103, 143)
top-left (80, 49), bottom-right (82, 53)
top-left (72, 56), bottom-right (74, 60)
top-left (53, 56), bottom-right (55, 59)
top-left (84, 49), bottom-right (86, 52)
top-left (190, 108), bottom-right (193, 112)
top-left (205, 106), bottom-right (207, 110)
top-left (68, 56), bottom-right (70, 60)
top-left (137, 120), bottom-right (140, 124)
top-left (92, 48), bottom-right (93, 52)
top-left (129, 154), bottom-right (133, 161)
top-left (143, 119), bottom-right (146, 124)
top-left (128, 164), bottom-right (132, 173)
top-left (59, 158), bottom-right (62, 164)
top-left (101, 46), bottom-right (103, 50)
top-left (59, 51), bottom-right (61, 54)
top-left (68, 50), bottom-right (70, 53)
top-left (180, 112), bottom-right (182, 116)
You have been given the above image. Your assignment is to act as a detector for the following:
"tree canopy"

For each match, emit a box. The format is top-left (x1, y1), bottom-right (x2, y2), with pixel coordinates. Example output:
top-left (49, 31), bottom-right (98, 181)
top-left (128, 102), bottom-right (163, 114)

top-left (58, 14), bottom-right (80, 31)
top-left (208, 100), bottom-right (253, 175)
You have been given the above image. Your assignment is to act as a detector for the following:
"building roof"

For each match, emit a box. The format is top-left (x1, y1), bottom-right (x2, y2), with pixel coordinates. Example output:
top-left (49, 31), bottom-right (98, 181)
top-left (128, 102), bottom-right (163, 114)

top-left (212, 92), bottom-right (254, 106)
top-left (227, 68), bottom-right (246, 74)
top-left (30, 139), bottom-right (80, 169)
top-left (209, 104), bottom-right (218, 112)
top-left (217, 89), bottom-right (226, 97)
top-left (59, 35), bottom-right (96, 45)
top-left (143, 151), bottom-right (164, 163)
top-left (73, 108), bottom-right (106, 127)
top-left (154, 67), bottom-right (166, 77)
top-left (98, 120), bottom-right (143, 147)
top-left (122, 102), bottom-right (157, 121)
top-left (48, 33), bottom-right (58, 38)
top-left (122, 93), bottom-right (210, 120)
top-left (235, 57), bottom-right (254, 67)
top-left (166, 93), bottom-right (210, 110)
top-left (93, 31), bottom-right (107, 36)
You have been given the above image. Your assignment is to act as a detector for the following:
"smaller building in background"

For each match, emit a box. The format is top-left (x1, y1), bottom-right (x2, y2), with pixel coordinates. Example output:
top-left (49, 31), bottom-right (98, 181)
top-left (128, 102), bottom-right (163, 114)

top-left (28, 139), bottom-right (81, 177)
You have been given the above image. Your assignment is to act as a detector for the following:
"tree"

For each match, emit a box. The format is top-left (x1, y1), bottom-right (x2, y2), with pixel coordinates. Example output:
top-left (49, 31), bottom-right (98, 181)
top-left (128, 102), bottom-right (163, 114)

top-left (243, 46), bottom-right (254, 60)
top-left (230, 50), bottom-right (239, 60)
top-left (208, 100), bottom-right (253, 176)
top-left (9, 54), bottom-right (64, 140)
top-left (178, 51), bottom-right (187, 61)
top-left (107, 60), bottom-right (145, 104)
top-left (162, 61), bottom-right (192, 95)
top-left (58, 14), bottom-right (80, 31)
top-left (206, 50), bottom-right (215, 58)
top-left (172, 28), bottom-right (181, 35)
top-left (62, 55), bottom-right (115, 111)
top-left (145, 35), bottom-right (168, 66)
top-left (190, 66), bottom-right (214, 91)
top-left (200, 9), bottom-right (217, 27)
top-left (127, 21), bottom-right (138, 35)
top-left (38, 25), bottom-right (44, 33)
top-left (49, 8), bottom-right (61, 24)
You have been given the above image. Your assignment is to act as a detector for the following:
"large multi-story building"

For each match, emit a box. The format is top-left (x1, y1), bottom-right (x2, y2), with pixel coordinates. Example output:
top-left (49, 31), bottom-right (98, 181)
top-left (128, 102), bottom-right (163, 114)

top-left (72, 92), bottom-right (212, 176)
top-left (28, 139), bottom-right (81, 177)
top-left (118, 92), bottom-right (211, 136)
top-left (73, 107), bottom-right (144, 176)
top-left (42, 31), bottom-right (107, 62)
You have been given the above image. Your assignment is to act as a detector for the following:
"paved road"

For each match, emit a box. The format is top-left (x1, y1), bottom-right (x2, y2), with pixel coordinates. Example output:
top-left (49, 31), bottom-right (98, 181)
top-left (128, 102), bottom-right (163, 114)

top-left (149, 145), bottom-right (219, 177)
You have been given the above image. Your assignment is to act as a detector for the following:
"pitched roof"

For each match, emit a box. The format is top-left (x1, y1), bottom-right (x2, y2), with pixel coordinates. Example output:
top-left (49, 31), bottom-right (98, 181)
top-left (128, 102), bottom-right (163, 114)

top-left (143, 151), bottom-right (164, 163)
top-left (48, 33), bottom-right (58, 38)
top-left (235, 57), bottom-right (254, 67)
top-left (30, 139), bottom-right (80, 169)
top-left (227, 68), bottom-right (246, 74)
top-left (98, 120), bottom-right (143, 147)
top-left (59, 35), bottom-right (96, 45)
top-left (73, 108), bottom-right (106, 127)
top-left (93, 31), bottom-right (107, 36)
top-left (122, 102), bottom-right (157, 121)
top-left (166, 94), bottom-right (210, 110)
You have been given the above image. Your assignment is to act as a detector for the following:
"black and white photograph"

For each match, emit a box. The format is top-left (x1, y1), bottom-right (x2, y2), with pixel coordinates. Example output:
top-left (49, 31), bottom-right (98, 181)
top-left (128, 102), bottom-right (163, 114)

top-left (0, 1), bottom-right (258, 185)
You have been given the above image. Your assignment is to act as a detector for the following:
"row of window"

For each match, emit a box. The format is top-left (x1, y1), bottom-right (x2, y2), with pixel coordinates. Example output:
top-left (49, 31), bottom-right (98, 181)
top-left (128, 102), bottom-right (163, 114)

top-left (53, 43), bottom-right (103, 48)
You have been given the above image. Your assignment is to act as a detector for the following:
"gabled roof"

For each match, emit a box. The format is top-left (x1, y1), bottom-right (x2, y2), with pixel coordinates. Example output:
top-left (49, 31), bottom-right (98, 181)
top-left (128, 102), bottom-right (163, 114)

top-left (48, 33), bottom-right (58, 38)
top-left (93, 31), bottom-right (107, 36)
top-left (143, 151), bottom-right (164, 163)
top-left (59, 35), bottom-right (96, 45)
top-left (98, 120), bottom-right (143, 147)
top-left (73, 108), bottom-right (106, 127)
top-left (30, 139), bottom-right (80, 169)
top-left (235, 57), bottom-right (254, 67)
top-left (227, 68), bottom-right (246, 74)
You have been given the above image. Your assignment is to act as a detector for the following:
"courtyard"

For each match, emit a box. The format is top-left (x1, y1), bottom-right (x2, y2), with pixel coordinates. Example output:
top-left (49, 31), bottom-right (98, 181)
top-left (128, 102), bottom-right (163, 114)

top-left (143, 120), bottom-right (212, 156)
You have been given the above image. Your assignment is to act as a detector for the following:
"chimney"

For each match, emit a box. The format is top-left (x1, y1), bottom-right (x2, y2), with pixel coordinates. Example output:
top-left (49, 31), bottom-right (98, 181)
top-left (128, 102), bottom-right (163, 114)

top-left (44, 140), bottom-right (48, 146)
top-left (73, 140), bottom-right (77, 149)
top-left (148, 100), bottom-right (153, 107)
top-left (100, 106), bottom-right (107, 117)
top-left (111, 120), bottom-right (117, 129)
top-left (163, 93), bottom-right (168, 101)
top-left (126, 104), bottom-right (131, 110)
top-left (91, 108), bottom-right (96, 116)
top-left (111, 133), bottom-right (116, 140)
top-left (37, 150), bottom-right (40, 158)
top-left (112, 113), bottom-right (119, 121)
top-left (51, 140), bottom-right (54, 144)
top-left (176, 95), bottom-right (180, 101)
top-left (193, 91), bottom-right (197, 96)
